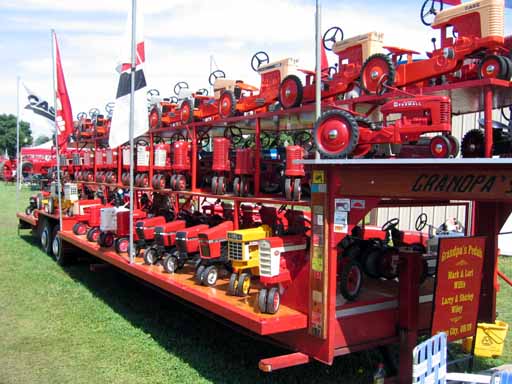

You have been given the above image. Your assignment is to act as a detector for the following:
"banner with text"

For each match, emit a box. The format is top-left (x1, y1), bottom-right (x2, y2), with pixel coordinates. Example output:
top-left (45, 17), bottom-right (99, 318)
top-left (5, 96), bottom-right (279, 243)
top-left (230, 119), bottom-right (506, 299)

top-left (431, 236), bottom-right (486, 342)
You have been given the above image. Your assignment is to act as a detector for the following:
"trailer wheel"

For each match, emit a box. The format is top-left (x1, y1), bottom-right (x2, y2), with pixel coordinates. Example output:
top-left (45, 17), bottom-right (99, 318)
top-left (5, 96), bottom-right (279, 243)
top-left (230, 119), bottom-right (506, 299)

top-left (340, 260), bottom-right (363, 301)
top-left (52, 225), bottom-right (71, 266)
top-left (40, 219), bottom-right (53, 254)
top-left (266, 287), bottom-right (280, 314)
top-left (163, 254), bottom-right (178, 273)
top-left (86, 227), bottom-right (100, 242)
top-left (236, 273), bottom-right (251, 296)
top-left (73, 222), bottom-right (87, 236)
top-left (115, 237), bottom-right (129, 254)
top-left (195, 264), bottom-right (206, 284)
top-left (202, 265), bottom-right (218, 287)
top-left (143, 247), bottom-right (158, 265)
top-left (258, 288), bottom-right (268, 313)
top-left (227, 273), bottom-right (238, 295)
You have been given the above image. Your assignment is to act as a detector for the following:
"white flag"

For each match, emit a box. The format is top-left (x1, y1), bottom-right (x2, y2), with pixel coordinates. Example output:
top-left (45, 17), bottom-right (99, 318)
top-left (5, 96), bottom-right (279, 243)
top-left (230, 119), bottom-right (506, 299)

top-left (20, 83), bottom-right (55, 138)
top-left (109, 3), bottom-right (148, 148)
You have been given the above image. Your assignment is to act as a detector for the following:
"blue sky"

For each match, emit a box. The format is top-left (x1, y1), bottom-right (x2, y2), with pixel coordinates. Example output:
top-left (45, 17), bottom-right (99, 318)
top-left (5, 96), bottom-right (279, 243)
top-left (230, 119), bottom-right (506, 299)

top-left (1, 0), bottom-right (511, 138)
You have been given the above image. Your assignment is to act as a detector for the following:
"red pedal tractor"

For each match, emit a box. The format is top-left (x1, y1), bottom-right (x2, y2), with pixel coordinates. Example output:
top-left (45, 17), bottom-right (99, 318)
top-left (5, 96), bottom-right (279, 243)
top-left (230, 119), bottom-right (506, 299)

top-left (313, 94), bottom-right (455, 158)
top-left (104, 148), bottom-right (118, 184)
top-left (121, 145), bottom-right (131, 186)
top-left (233, 148), bottom-right (254, 197)
top-left (361, 0), bottom-right (509, 94)
top-left (211, 137), bottom-right (231, 195)
top-left (143, 219), bottom-right (187, 265)
top-left (134, 216), bottom-right (167, 254)
top-left (218, 52), bottom-right (299, 118)
top-left (151, 139), bottom-right (172, 190)
top-left (148, 82), bottom-right (192, 129)
top-left (170, 140), bottom-right (190, 191)
top-left (135, 139), bottom-right (150, 187)
top-left (284, 145), bottom-right (305, 201)
top-left (162, 223), bottom-right (209, 273)
top-left (195, 220), bottom-right (234, 286)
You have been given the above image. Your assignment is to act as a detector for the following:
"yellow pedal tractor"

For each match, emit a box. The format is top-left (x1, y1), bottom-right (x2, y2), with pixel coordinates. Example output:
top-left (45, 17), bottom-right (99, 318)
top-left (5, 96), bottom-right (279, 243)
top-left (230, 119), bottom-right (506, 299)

top-left (227, 224), bottom-right (272, 296)
top-left (46, 182), bottom-right (78, 215)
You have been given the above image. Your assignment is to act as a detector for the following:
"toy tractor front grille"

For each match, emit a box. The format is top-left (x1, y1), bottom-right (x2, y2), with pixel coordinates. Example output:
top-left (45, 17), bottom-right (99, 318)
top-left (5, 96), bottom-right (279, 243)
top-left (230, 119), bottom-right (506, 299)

top-left (440, 101), bottom-right (451, 124)
top-left (258, 241), bottom-right (273, 276)
top-left (228, 240), bottom-right (243, 261)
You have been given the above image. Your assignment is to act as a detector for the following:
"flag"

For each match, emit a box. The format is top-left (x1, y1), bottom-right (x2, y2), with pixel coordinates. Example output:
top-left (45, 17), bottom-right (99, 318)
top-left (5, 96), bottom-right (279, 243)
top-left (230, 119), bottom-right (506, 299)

top-left (20, 83), bottom-right (55, 137)
top-left (109, 3), bottom-right (148, 148)
top-left (52, 31), bottom-right (73, 149)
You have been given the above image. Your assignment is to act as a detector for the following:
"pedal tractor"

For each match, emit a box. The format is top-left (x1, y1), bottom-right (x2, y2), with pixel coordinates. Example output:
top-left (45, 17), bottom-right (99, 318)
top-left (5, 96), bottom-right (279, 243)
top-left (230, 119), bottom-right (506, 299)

top-left (143, 219), bottom-right (187, 265)
top-left (170, 140), bottom-right (190, 191)
top-left (218, 52), bottom-right (299, 118)
top-left (162, 223), bottom-right (209, 273)
top-left (95, 147), bottom-right (106, 183)
top-left (148, 82), bottom-right (192, 129)
top-left (104, 148), bottom-right (118, 184)
top-left (81, 149), bottom-right (94, 182)
top-left (211, 137), bottom-right (231, 195)
top-left (73, 204), bottom-right (103, 241)
top-left (46, 182), bottom-right (78, 215)
top-left (135, 139), bottom-right (150, 187)
top-left (257, 210), bottom-right (310, 314)
top-left (74, 111), bottom-right (94, 140)
top-left (226, 224), bottom-right (272, 296)
top-left (284, 145), bottom-right (305, 201)
top-left (151, 140), bottom-right (171, 189)
top-left (233, 148), bottom-right (254, 196)
top-left (195, 220), bottom-right (234, 286)
top-left (361, 0), bottom-right (509, 94)
top-left (97, 205), bottom-right (146, 250)
top-left (313, 94), bottom-right (454, 158)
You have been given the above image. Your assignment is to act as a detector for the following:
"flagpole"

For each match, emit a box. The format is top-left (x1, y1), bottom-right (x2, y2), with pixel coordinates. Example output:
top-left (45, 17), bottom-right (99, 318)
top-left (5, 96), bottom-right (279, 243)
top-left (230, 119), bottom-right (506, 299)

top-left (128, 0), bottom-right (137, 263)
top-left (315, 0), bottom-right (321, 160)
top-left (51, 29), bottom-right (64, 233)
top-left (16, 76), bottom-right (20, 211)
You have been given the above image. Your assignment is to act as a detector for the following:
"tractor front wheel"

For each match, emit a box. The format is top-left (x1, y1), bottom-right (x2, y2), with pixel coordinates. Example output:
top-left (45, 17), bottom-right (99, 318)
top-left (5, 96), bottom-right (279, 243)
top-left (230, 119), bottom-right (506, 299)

top-left (163, 254), bottom-right (179, 274)
top-left (202, 265), bottom-right (219, 287)
top-left (258, 288), bottom-right (268, 313)
top-left (219, 90), bottom-right (237, 119)
top-left (236, 273), bottom-right (251, 296)
top-left (143, 246), bottom-right (158, 265)
top-left (228, 273), bottom-right (239, 295)
top-left (266, 287), bottom-right (281, 314)
top-left (195, 264), bottom-right (206, 284)
top-left (430, 135), bottom-right (452, 158)
top-left (86, 227), bottom-right (100, 242)
top-left (73, 222), bottom-right (87, 236)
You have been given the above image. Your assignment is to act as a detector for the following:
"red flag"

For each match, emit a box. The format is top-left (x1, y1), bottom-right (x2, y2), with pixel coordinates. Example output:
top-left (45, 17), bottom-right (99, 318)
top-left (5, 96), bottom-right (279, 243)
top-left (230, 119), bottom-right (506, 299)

top-left (53, 31), bottom-right (73, 149)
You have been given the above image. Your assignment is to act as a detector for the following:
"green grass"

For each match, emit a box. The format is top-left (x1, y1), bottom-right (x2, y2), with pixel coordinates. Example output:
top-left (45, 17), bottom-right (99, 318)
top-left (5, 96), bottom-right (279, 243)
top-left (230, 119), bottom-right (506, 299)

top-left (0, 182), bottom-right (510, 383)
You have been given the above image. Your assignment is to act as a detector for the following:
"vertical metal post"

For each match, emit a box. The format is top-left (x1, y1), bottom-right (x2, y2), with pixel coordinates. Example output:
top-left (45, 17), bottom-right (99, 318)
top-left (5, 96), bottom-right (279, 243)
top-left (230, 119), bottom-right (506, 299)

top-left (254, 118), bottom-right (261, 197)
top-left (16, 76), bottom-right (20, 211)
top-left (51, 30), bottom-right (63, 232)
top-left (484, 86), bottom-right (493, 158)
top-left (128, 0), bottom-right (137, 263)
top-left (315, 0), bottom-right (321, 160)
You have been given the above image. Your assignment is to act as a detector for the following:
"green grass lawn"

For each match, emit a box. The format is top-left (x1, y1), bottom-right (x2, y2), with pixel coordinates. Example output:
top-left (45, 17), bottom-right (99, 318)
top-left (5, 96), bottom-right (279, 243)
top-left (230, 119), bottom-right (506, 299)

top-left (0, 182), bottom-right (510, 383)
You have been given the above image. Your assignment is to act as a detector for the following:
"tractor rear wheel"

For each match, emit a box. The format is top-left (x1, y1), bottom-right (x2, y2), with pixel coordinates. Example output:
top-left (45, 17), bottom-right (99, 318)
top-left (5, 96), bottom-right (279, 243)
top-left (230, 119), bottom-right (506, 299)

top-left (363, 247), bottom-right (381, 278)
top-left (236, 273), bottom-right (251, 296)
top-left (163, 254), bottom-right (179, 273)
top-left (478, 55), bottom-right (508, 80)
top-left (258, 288), bottom-right (268, 313)
top-left (219, 90), bottom-right (237, 119)
top-left (360, 53), bottom-right (395, 95)
top-left (279, 75), bottom-right (304, 109)
top-left (339, 259), bottom-right (363, 301)
top-left (446, 135), bottom-right (460, 157)
top-left (143, 247), bottom-right (158, 265)
top-left (180, 99), bottom-right (194, 124)
top-left (195, 265), bottom-right (206, 284)
top-left (313, 110), bottom-right (360, 158)
top-left (430, 135), bottom-right (452, 158)
top-left (228, 273), bottom-right (238, 295)
top-left (461, 129), bottom-right (485, 158)
top-left (202, 265), bottom-right (219, 287)
top-left (266, 287), bottom-right (281, 314)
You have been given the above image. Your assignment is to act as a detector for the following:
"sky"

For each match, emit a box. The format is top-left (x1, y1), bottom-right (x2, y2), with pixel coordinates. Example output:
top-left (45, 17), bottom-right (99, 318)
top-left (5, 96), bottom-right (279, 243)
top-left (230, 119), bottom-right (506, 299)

top-left (1, 0), bottom-right (512, 139)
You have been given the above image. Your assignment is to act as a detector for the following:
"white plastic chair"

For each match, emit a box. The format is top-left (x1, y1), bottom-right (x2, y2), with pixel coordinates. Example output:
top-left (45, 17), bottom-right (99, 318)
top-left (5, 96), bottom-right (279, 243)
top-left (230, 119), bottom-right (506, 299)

top-left (412, 332), bottom-right (511, 384)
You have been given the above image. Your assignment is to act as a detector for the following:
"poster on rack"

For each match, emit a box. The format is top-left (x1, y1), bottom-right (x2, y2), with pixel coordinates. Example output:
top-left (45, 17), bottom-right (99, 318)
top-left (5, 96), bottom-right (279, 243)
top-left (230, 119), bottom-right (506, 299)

top-left (431, 236), bottom-right (486, 342)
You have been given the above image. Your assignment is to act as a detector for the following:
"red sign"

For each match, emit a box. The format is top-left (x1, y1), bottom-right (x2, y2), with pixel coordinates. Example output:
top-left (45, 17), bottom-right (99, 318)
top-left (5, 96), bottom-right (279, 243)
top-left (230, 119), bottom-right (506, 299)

top-left (431, 236), bottom-right (486, 342)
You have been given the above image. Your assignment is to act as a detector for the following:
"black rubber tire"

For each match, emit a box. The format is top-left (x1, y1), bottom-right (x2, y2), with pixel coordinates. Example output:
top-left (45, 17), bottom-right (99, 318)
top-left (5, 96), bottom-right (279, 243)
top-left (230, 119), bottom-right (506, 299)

top-left (163, 254), bottom-right (178, 274)
top-left (149, 106), bottom-right (162, 129)
top-left (354, 115), bottom-right (379, 131)
top-left (227, 273), bottom-right (238, 295)
top-left (339, 259), bottom-right (363, 301)
top-left (236, 273), bottom-right (251, 297)
top-left (461, 129), bottom-right (485, 158)
top-left (202, 265), bottom-right (218, 287)
top-left (218, 90), bottom-right (237, 119)
top-left (278, 74), bottom-right (304, 109)
top-left (143, 247), bottom-right (158, 265)
top-left (313, 109), bottom-right (360, 158)
top-left (265, 287), bottom-right (280, 314)
top-left (72, 222), bottom-right (87, 236)
top-left (86, 227), bottom-right (100, 242)
top-left (344, 244), bottom-right (362, 260)
top-left (478, 55), bottom-right (508, 80)
top-left (195, 264), bottom-right (206, 284)
top-left (258, 288), bottom-right (268, 313)
top-left (363, 247), bottom-right (382, 278)
top-left (360, 53), bottom-right (395, 95)
top-left (52, 225), bottom-right (70, 266)
top-left (40, 219), bottom-right (54, 255)
top-left (446, 134), bottom-right (460, 157)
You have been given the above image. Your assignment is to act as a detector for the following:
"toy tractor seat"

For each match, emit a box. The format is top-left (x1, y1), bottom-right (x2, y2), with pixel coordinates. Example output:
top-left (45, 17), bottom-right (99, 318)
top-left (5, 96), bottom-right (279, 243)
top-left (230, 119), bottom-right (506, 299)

top-left (332, 31), bottom-right (384, 58)
top-left (384, 46), bottom-right (420, 64)
top-left (432, 0), bottom-right (504, 39)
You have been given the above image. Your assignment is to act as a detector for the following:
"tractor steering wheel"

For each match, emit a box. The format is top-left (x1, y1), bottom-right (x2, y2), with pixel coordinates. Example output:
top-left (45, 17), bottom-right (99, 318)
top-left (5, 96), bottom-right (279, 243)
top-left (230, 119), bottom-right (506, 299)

top-left (105, 102), bottom-right (115, 115)
top-left (251, 51), bottom-right (270, 72)
top-left (173, 81), bottom-right (189, 96)
top-left (223, 126), bottom-right (243, 145)
top-left (501, 106), bottom-right (511, 123)
top-left (196, 128), bottom-right (210, 149)
top-left (420, 0), bottom-right (443, 26)
top-left (381, 217), bottom-right (400, 232)
top-left (415, 213), bottom-right (428, 232)
top-left (76, 112), bottom-right (87, 120)
top-left (170, 131), bottom-right (186, 143)
top-left (168, 96), bottom-right (179, 104)
top-left (208, 70), bottom-right (226, 86)
top-left (322, 26), bottom-right (344, 51)
top-left (196, 88), bottom-right (209, 96)
top-left (147, 88), bottom-right (160, 99)
top-left (89, 108), bottom-right (101, 118)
